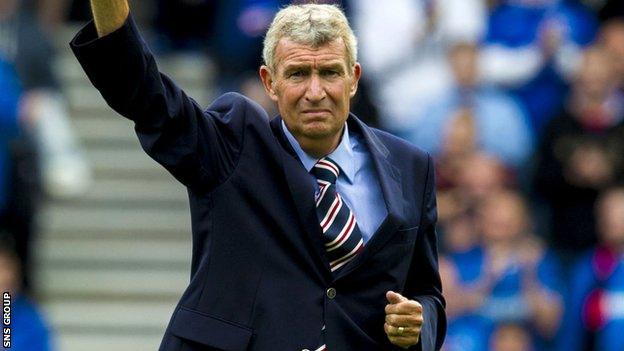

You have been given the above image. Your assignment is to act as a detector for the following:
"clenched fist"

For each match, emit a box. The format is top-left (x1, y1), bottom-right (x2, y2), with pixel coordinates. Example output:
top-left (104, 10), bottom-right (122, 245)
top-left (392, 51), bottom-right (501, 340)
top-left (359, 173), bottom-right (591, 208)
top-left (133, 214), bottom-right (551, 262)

top-left (384, 291), bottom-right (423, 349)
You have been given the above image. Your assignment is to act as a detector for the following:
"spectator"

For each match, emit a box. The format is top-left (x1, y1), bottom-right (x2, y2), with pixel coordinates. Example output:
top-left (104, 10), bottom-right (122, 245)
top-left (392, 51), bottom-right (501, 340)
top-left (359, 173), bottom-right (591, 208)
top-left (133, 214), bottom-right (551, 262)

top-left (26, 0), bottom-right (71, 32)
top-left (407, 42), bottom-right (533, 170)
top-left (534, 46), bottom-right (624, 261)
top-left (482, 0), bottom-right (598, 133)
top-left (0, 57), bottom-right (21, 213)
top-left (598, 18), bottom-right (624, 92)
top-left (443, 190), bottom-right (563, 350)
top-left (440, 256), bottom-right (494, 351)
top-left (0, 242), bottom-right (53, 351)
top-left (0, 0), bottom-right (91, 198)
top-left (490, 322), bottom-right (534, 351)
top-left (352, 0), bottom-right (487, 133)
top-left (0, 56), bottom-right (38, 292)
top-left (436, 152), bottom-right (509, 235)
top-left (557, 186), bottom-right (624, 351)
top-left (209, 0), bottom-right (282, 92)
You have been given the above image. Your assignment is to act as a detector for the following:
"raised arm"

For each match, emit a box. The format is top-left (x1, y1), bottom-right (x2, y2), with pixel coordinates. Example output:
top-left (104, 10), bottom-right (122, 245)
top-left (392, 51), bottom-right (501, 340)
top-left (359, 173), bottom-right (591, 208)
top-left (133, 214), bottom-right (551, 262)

top-left (90, 0), bottom-right (129, 37)
top-left (72, 2), bottom-right (261, 192)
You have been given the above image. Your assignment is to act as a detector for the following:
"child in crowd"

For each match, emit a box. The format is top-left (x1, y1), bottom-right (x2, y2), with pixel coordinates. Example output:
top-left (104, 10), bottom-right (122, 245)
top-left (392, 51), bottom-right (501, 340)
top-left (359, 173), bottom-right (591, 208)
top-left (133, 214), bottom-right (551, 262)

top-left (442, 190), bottom-right (563, 351)
top-left (557, 186), bottom-right (624, 351)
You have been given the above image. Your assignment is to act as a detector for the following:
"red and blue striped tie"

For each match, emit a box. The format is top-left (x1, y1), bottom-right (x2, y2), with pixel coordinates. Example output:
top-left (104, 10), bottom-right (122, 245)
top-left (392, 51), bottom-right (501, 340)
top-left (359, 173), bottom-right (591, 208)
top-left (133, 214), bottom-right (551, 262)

top-left (311, 157), bottom-right (364, 273)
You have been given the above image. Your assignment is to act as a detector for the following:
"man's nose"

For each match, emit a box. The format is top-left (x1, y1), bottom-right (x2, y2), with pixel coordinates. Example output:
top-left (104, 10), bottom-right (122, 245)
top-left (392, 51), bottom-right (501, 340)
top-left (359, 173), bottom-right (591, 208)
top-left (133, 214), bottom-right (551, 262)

top-left (305, 74), bottom-right (326, 103)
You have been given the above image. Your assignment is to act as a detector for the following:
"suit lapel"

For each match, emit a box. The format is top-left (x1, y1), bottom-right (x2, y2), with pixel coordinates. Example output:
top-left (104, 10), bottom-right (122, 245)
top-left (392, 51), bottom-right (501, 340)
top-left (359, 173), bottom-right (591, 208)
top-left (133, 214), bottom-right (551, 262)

top-left (269, 115), bottom-right (407, 282)
top-left (269, 117), bottom-right (333, 283)
top-left (334, 115), bottom-right (407, 281)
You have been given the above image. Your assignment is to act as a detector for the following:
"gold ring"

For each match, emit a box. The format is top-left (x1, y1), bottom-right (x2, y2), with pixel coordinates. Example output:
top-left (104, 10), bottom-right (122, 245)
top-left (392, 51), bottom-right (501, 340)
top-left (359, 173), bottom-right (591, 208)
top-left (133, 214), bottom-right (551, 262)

top-left (397, 326), bottom-right (405, 335)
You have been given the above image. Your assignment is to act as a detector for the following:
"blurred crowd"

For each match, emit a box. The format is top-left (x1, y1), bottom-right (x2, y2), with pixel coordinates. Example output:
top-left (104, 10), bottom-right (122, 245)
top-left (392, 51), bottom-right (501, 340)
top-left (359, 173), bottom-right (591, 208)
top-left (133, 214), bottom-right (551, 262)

top-left (1, 0), bottom-right (624, 350)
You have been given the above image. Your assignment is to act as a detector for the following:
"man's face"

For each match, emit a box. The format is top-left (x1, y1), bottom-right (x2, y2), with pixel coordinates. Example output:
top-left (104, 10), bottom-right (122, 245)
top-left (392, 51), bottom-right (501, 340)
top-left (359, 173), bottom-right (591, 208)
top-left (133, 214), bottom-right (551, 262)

top-left (449, 45), bottom-right (478, 88)
top-left (478, 192), bottom-right (526, 243)
top-left (576, 49), bottom-right (616, 100)
top-left (0, 254), bottom-right (18, 295)
top-left (0, 0), bottom-right (17, 21)
top-left (601, 22), bottom-right (624, 83)
top-left (260, 38), bottom-right (360, 150)
top-left (598, 191), bottom-right (624, 247)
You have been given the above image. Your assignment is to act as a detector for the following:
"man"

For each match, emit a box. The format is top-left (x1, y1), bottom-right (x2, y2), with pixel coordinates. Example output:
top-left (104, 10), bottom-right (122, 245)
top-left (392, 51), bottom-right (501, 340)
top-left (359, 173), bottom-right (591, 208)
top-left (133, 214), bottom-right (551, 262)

top-left (71, 1), bottom-right (446, 350)
top-left (407, 42), bottom-right (533, 170)
top-left (534, 47), bottom-right (624, 261)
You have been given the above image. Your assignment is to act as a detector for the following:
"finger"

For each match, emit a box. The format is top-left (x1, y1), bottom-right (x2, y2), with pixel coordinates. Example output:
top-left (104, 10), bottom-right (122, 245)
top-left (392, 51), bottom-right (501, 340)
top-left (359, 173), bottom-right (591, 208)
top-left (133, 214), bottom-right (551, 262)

top-left (384, 323), bottom-right (422, 337)
top-left (387, 334), bottom-right (420, 349)
top-left (385, 313), bottom-right (424, 327)
top-left (385, 300), bottom-right (423, 315)
top-left (383, 322), bottom-right (393, 336)
top-left (386, 291), bottom-right (408, 304)
top-left (385, 325), bottom-right (420, 348)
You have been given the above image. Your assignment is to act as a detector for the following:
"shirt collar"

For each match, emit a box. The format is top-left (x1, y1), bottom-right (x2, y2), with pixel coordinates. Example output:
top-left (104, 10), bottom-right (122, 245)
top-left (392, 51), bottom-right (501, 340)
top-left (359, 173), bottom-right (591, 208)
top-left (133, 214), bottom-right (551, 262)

top-left (281, 119), bottom-right (355, 183)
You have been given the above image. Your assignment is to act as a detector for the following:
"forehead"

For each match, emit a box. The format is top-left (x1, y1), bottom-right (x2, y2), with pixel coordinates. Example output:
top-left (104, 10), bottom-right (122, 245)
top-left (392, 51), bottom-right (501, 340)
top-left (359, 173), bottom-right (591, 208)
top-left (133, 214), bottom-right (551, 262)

top-left (580, 52), bottom-right (613, 75)
top-left (273, 37), bottom-right (348, 69)
top-left (602, 192), bottom-right (624, 209)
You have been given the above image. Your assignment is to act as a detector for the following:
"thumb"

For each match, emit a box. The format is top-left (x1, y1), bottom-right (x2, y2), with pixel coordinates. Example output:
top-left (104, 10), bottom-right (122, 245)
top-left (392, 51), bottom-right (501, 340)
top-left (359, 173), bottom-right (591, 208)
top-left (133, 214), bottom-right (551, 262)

top-left (386, 290), bottom-right (408, 304)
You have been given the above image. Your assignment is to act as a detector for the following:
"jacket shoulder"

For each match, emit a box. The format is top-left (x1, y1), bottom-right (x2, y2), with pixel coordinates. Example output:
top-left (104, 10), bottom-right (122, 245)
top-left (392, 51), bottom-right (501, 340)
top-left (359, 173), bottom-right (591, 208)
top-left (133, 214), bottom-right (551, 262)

top-left (208, 92), bottom-right (269, 122)
top-left (369, 127), bottom-right (431, 164)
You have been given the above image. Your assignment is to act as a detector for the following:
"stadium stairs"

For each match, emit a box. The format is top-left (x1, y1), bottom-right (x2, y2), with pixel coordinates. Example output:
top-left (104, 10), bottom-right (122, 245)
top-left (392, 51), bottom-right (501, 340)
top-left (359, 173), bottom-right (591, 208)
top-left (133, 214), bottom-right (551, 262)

top-left (32, 23), bottom-right (214, 351)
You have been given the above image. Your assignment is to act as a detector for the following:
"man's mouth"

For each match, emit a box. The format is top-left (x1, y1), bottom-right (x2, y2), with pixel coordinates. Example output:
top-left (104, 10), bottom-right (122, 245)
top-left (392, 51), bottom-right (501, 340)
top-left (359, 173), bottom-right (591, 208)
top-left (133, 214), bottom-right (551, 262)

top-left (301, 109), bottom-right (332, 117)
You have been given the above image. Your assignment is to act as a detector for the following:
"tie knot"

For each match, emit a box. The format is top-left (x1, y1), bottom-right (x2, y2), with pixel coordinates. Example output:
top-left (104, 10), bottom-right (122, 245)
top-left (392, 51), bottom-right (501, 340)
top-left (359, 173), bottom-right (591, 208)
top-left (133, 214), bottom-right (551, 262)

top-left (311, 157), bottom-right (340, 184)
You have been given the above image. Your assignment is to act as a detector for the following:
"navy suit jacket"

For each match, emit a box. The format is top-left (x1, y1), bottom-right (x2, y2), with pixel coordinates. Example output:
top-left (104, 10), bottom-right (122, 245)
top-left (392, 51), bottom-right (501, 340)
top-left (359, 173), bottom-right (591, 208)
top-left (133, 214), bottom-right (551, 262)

top-left (71, 16), bottom-right (446, 351)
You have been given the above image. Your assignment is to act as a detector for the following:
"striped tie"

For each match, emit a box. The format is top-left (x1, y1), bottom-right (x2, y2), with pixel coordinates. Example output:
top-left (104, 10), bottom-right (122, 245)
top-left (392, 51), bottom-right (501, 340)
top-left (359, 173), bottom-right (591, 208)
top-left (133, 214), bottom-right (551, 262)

top-left (311, 157), bottom-right (364, 273)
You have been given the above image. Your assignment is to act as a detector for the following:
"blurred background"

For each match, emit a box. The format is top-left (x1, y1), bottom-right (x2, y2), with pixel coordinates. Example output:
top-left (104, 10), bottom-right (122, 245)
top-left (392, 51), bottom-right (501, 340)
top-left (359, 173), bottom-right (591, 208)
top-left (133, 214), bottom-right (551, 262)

top-left (1, 0), bottom-right (624, 350)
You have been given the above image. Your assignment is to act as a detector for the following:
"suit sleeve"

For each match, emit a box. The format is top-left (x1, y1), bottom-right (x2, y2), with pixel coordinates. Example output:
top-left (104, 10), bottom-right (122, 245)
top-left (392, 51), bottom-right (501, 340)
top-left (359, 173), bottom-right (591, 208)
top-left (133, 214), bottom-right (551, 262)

top-left (404, 154), bottom-right (447, 351)
top-left (70, 15), bottom-right (261, 191)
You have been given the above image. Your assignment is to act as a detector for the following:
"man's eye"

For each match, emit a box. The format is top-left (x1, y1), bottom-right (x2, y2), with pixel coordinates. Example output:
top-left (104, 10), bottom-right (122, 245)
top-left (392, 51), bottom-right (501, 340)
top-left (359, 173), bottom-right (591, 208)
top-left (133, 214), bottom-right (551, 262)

top-left (322, 70), bottom-right (340, 77)
top-left (289, 71), bottom-right (305, 78)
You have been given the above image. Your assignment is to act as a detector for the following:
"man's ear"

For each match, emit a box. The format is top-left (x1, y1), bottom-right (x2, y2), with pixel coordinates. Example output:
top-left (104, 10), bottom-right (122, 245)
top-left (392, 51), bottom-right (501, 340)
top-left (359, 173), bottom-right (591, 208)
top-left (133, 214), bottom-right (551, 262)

top-left (259, 65), bottom-right (279, 102)
top-left (349, 63), bottom-right (362, 98)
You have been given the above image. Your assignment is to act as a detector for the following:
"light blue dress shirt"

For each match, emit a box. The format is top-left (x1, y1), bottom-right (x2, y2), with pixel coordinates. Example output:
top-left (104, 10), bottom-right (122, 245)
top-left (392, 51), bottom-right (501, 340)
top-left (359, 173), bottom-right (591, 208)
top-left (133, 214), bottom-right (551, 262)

top-left (281, 120), bottom-right (387, 243)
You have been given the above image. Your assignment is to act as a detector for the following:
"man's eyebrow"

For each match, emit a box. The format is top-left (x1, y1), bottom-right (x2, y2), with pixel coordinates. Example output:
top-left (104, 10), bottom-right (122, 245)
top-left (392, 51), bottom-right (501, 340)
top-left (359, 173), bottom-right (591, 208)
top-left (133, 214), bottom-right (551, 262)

top-left (319, 62), bottom-right (346, 71)
top-left (282, 61), bottom-right (346, 71)
top-left (283, 64), bottom-right (309, 71)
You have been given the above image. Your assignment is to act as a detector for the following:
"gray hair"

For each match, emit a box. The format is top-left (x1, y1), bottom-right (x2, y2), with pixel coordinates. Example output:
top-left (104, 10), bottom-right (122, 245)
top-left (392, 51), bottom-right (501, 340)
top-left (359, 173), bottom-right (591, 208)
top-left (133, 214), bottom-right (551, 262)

top-left (262, 4), bottom-right (358, 73)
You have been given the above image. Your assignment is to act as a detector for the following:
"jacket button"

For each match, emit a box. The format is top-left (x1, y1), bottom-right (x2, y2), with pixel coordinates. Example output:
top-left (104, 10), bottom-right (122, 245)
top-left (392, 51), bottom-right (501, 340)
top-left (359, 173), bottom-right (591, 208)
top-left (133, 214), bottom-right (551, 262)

top-left (326, 287), bottom-right (337, 299)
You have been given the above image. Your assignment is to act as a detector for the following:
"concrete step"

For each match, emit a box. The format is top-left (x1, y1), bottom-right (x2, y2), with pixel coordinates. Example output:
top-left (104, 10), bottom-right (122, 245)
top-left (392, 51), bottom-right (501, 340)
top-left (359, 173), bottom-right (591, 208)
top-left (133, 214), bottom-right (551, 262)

top-left (42, 226), bottom-right (190, 241)
top-left (35, 266), bottom-right (189, 299)
top-left (36, 236), bottom-right (190, 266)
top-left (72, 114), bottom-right (137, 145)
top-left (40, 204), bottom-right (190, 233)
top-left (43, 300), bottom-right (176, 329)
top-left (85, 146), bottom-right (164, 175)
top-left (52, 24), bottom-right (82, 49)
top-left (57, 55), bottom-right (214, 100)
top-left (64, 85), bottom-right (212, 124)
top-left (67, 178), bottom-right (187, 207)
top-left (55, 333), bottom-right (163, 351)
top-left (54, 54), bottom-right (92, 86)
top-left (84, 145), bottom-right (208, 182)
